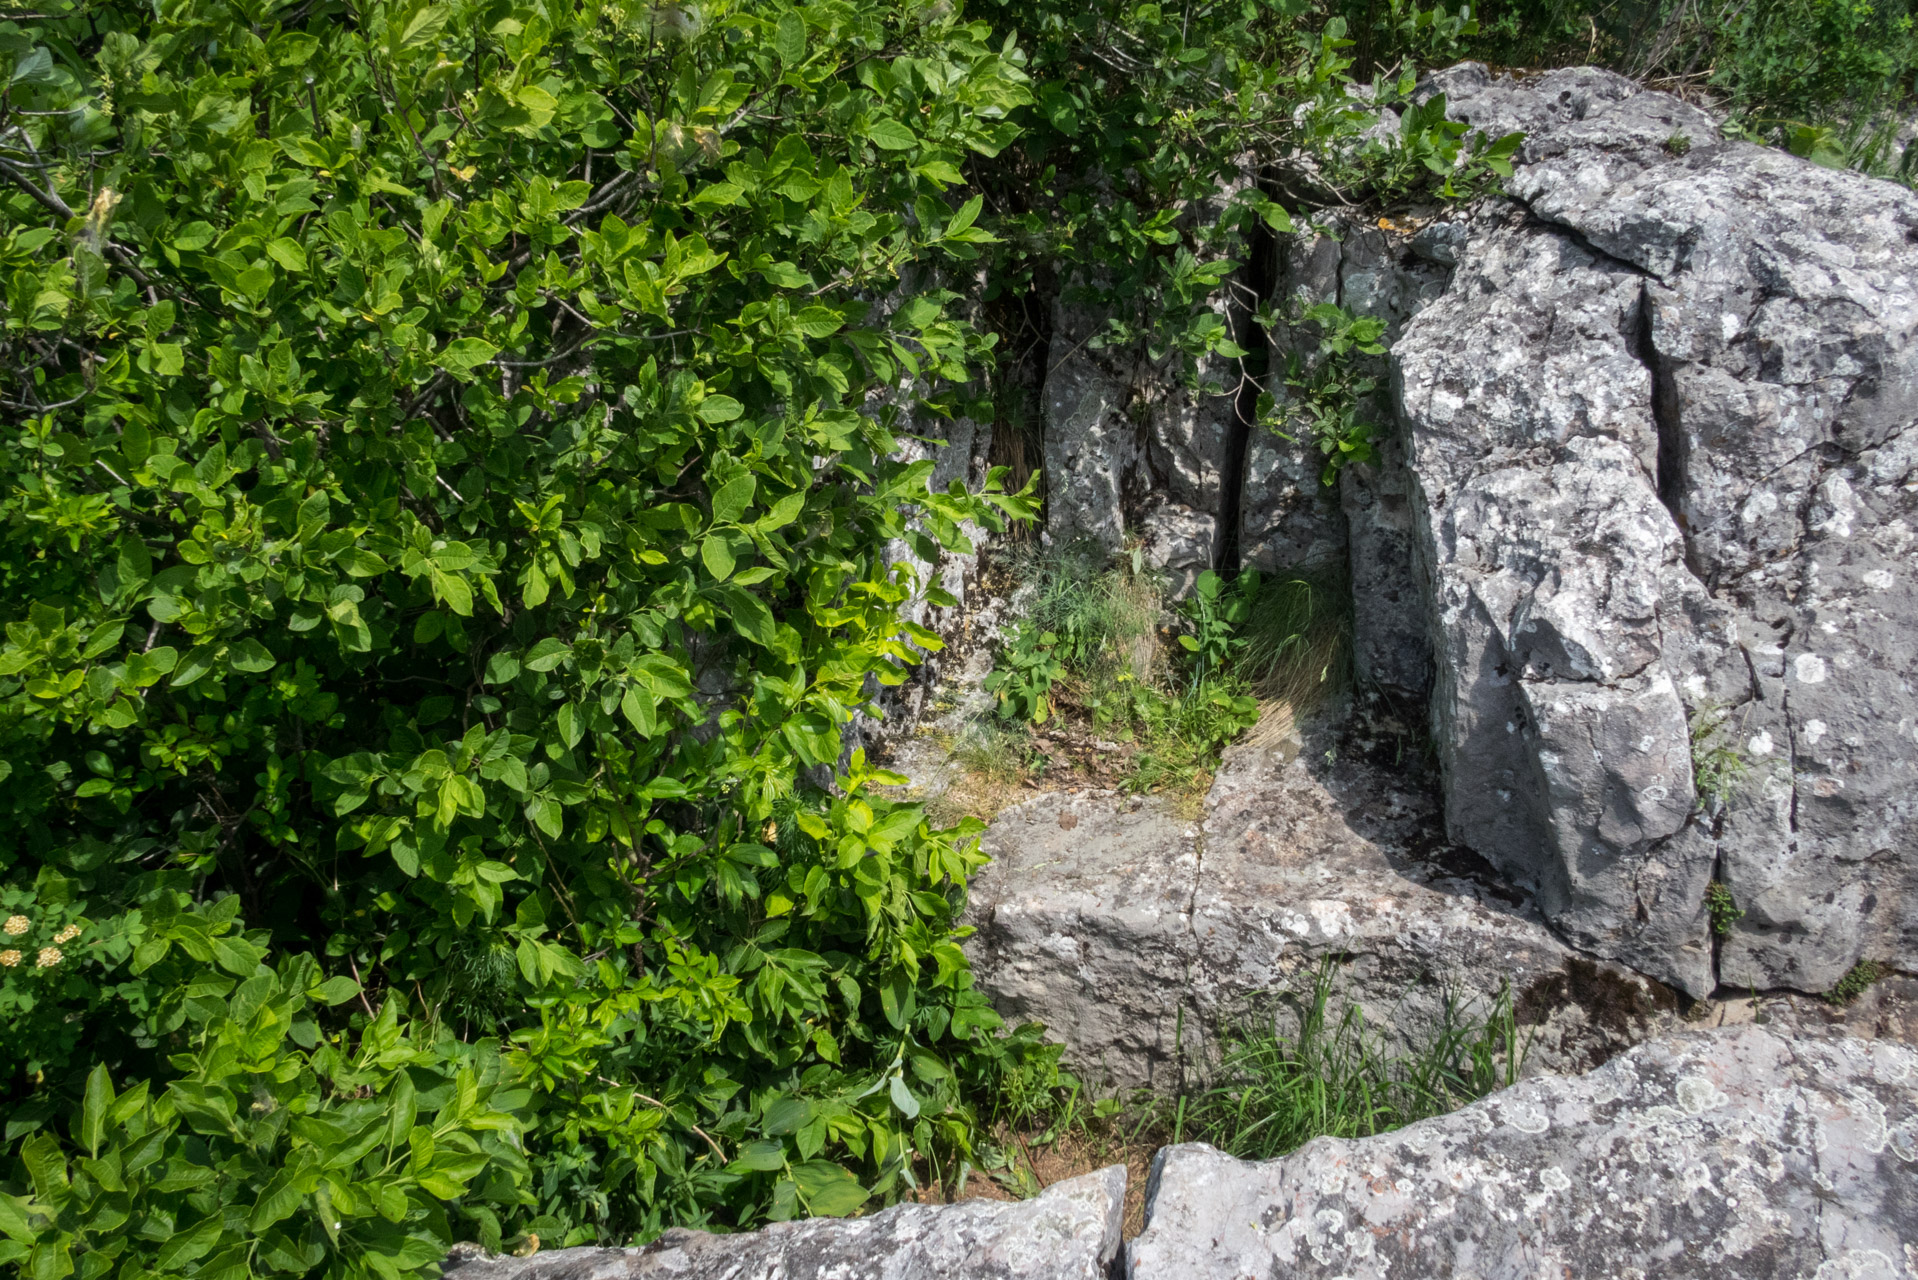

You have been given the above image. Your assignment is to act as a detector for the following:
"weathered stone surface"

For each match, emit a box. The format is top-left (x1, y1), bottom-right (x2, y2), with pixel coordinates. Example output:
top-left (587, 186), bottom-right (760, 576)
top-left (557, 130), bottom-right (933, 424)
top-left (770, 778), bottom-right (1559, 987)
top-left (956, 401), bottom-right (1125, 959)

top-left (963, 718), bottom-right (1687, 1091)
top-left (1128, 1025), bottom-right (1918, 1279)
top-left (1389, 65), bottom-right (1918, 996)
top-left (445, 1167), bottom-right (1124, 1280)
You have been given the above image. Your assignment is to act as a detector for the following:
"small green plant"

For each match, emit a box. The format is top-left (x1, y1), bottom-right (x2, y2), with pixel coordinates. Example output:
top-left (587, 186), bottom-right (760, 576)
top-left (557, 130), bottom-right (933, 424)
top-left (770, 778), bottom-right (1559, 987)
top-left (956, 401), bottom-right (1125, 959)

top-left (1706, 881), bottom-right (1745, 937)
top-left (1261, 302), bottom-right (1390, 483)
top-left (1369, 91), bottom-right (1525, 200)
top-left (1178, 570), bottom-right (1257, 682)
top-left (985, 624), bottom-right (1068, 724)
top-left (1691, 703), bottom-right (1753, 810)
top-left (1825, 959), bottom-right (1885, 1006)
top-left (1665, 132), bottom-right (1694, 155)
top-left (1176, 961), bottom-right (1524, 1161)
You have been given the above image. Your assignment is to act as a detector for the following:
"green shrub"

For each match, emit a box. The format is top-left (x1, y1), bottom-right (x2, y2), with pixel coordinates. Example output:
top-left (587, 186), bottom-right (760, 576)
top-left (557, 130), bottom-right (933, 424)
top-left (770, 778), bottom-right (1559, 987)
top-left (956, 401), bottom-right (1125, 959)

top-left (0, 0), bottom-right (1042, 1260)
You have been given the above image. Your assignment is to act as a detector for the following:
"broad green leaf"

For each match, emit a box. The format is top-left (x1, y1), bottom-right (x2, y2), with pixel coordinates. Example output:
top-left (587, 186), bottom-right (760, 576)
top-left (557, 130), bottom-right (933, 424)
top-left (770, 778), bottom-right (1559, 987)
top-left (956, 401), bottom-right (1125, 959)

top-left (700, 534), bottom-right (736, 581)
top-left (866, 119), bottom-right (917, 150)
top-left (792, 1162), bottom-right (868, 1217)
top-left (775, 12), bottom-right (807, 63)
top-left (438, 337), bottom-right (498, 377)
top-left (80, 1066), bottom-right (111, 1157)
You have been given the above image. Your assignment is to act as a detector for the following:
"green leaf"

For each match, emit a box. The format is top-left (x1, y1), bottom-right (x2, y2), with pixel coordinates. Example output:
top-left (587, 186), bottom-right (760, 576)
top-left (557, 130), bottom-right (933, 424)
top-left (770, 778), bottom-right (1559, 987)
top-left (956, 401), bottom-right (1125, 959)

top-left (729, 1138), bottom-right (787, 1173)
top-left (791, 1162), bottom-right (869, 1216)
top-left (700, 534), bottom-right (736, 581)
top-left (310, 976), bottom-right (361, 1005)
top-left (80, 1066), bottom-right (111, 1157)
top-left (249, 1167), bottom-right (307, 1233)
top-left (227, 638), bottom-right (276, 673)
top-left (264, 238), bottom-right (308, 272)
top-left (697, 395), bottom-right (744, 422)
top-left (710, 475), bottom-right (756, 523)
top-left (524, 638), bottom-right (570, 671)
top-left (775, 12), bottom-right (807, 64)
top-left (155, 1214), bottom-right (223, 1271)
top-left (866, 119), bottom-right (917, 151)
top-left (438, 337), bottom-right (498, 378)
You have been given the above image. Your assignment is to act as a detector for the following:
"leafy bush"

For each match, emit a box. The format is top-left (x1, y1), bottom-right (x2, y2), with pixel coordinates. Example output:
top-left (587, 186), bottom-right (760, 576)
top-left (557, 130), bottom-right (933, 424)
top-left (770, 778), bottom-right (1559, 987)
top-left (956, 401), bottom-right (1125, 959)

top-left (1261, 300), bottom-right (1389, 483)
top-left (0, 0), bottom-right (1047, 1260)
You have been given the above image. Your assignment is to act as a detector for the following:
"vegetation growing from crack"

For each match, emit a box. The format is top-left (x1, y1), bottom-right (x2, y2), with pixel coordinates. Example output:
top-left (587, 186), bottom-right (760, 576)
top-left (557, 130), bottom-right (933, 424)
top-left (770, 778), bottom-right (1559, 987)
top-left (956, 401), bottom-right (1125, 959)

top-left (1825, 959), bottom-right (1886, 1006)
top-left (1175, 962), bottom-right (1525, 1160)
top-left (1707, 881), bottom-right (1746, 937)
top-left (949, 960), bottom-right (1524, 1205)
top-left (1691, 702), bottom-right (1753, 812)
top-left (974, 550), bottom-right (1346, 804)
top-left (1259, 299), bottom-right (1391, 483)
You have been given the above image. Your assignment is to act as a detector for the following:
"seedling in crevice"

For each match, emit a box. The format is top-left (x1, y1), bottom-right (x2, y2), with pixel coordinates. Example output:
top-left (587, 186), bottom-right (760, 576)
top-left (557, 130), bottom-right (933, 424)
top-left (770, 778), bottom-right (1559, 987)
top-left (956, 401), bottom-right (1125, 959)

top-left (1825, 959), bottom-right (1885, 1006)
top-left (1706, 881), bottom-right (1744, 937)
top-left (1690, 702), bottom-right (1751, 810)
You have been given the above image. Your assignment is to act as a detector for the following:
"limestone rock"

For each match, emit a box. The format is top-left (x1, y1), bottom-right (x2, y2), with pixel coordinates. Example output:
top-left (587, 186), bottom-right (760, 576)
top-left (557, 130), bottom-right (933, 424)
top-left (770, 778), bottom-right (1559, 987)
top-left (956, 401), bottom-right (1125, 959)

top-left (963, 722), bottom-right (1685, 1091)
top-left (1391, 66), bottom-right (1918, 995)
top-left (444, 1166), bottom-right (1124, 1280)
top-left (1127, 1025), bottom-right (1918, 1279)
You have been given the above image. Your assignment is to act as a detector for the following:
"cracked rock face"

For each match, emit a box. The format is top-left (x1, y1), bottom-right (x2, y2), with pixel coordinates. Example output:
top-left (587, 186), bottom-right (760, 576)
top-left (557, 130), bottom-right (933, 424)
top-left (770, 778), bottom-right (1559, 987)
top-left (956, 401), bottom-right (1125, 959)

top-left (1127, 1025), bottom-right (1918, 1279)
top-left (963, 725), bottom-right (1684, 1091)
top-left (442, 1167), bottom-right (1124, 1280)
top-left (1394, 65), bottom-right (1918, 996)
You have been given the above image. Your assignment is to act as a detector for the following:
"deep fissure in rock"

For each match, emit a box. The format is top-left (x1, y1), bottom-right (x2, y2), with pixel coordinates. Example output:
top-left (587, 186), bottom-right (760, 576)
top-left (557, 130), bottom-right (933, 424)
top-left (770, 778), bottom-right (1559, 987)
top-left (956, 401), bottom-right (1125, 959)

top-left (982, 266), bottom-right (1058, 527)
top-left (1219, 197), bottom-right (1283, 574)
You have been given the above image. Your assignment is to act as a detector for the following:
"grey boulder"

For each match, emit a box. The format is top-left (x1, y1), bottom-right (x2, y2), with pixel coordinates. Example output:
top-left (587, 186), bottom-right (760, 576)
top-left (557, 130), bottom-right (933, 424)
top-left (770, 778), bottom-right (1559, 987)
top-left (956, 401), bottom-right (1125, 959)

top-left (443, 1165), bottom-right (1124, 1280)
top-left (1392, 64), bottom-right (1918, 996)
top-left (1128, 1025), bottom-right (1918, 1279)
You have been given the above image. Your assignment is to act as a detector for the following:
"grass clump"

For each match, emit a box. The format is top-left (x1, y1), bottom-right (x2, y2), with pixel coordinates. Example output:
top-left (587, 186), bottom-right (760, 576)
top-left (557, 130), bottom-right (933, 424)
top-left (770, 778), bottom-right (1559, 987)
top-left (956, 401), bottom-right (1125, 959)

top-left (1691, 702), bottom-right (1752, 811)
top-left (1826, 959), bottom-right (1886, 1006)
top-left (1174, 962), bottom-right (1525, 1159)
top-left (971, 548), bottom-right (1350, 805)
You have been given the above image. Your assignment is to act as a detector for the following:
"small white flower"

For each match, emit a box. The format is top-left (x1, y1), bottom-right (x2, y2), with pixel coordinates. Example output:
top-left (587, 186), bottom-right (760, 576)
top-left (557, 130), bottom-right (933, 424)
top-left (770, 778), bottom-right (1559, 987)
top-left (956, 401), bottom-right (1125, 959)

top-left (35, 946), bottom-right (62, 968)
top-left (2, 916), bottom-right (28, 937)
top-left (0, 950), bottom-right (20, 968)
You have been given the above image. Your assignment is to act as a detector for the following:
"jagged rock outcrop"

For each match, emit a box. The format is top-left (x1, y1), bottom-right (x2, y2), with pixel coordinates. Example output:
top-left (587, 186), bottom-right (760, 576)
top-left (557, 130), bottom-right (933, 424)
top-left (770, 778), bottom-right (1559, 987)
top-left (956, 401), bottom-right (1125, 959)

top-left (1033, 65), bottom-right (1917, 1001)
top-left (962, 721), bottom-right (1686, 1090)
top-left (442, 1167), bottom-right (1124, 1280)
top-left (1391, 65), bottom-right (1918, 997)
top-left (1127, 1025), bottom-right (1918, 1278)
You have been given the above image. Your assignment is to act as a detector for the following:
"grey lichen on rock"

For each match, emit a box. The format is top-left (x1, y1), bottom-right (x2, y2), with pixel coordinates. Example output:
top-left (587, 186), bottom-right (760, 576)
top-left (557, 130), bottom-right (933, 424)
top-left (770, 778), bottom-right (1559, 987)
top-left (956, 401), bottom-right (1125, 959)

top-left (441, 1165), bottom-right (1125, 1280)
top-left (1386, 63), bottom-right (1918, 998)
top-left (1127, 1025), bottom-right (1918, 1279)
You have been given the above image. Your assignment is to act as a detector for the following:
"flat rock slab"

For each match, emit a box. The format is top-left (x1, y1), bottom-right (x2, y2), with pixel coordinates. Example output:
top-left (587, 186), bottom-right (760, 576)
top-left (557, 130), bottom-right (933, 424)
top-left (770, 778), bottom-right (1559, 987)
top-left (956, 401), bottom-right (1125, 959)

top-left (1128, 1026), bottom-right (1918, 1279)
top-left (963, 723), bottom-right (1687, 1091)
top-left (444, 1166), bottom-right (1124, 1280)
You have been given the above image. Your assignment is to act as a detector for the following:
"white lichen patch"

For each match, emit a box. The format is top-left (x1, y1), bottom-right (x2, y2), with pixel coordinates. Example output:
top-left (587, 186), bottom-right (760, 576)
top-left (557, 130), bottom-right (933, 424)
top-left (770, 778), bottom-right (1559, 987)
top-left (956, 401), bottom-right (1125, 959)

top-left (1794, 653), bottom-right (1830, 684)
